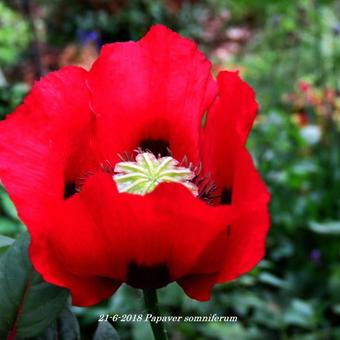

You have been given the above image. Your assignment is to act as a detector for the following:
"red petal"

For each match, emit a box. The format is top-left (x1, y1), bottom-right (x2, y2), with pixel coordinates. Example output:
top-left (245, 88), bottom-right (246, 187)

top-left (202, 141), bottom-right (270, 281)
top-left (200, 70), bottom-right (270, 282)
top-left (232, 148), bottom-right (270, 209)
top-left (0, 66), bottom-right (94, 231)
top-left (29, 235), bottom-right (120, 307)
top-left (177, 225), bottom-right (229, 301)
top-left (33, 171), bottom-right (234, 304)
top-left (179, 150), bottom-right (270, 297)
top-left (0, 66), bottom-right (116, 306)
top-left (218, 207), bottom-right (270, 282)
top-left (216, 149), bottom-right (270, 281)
top-left (88, 24), bottom-right (216, 165)
top-left (217, 71), bottom-right (258, 145)
top-left (201, 71), bottom-right (258, 188)
top-left (177, 274), bottom-right (219, 301)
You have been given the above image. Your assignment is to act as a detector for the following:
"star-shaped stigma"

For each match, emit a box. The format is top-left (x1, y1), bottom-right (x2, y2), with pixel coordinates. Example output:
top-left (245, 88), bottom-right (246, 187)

top-left (113, 152), bottom-right (198, 196)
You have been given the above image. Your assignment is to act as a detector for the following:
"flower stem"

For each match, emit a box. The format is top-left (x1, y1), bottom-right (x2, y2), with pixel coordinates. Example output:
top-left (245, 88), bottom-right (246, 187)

top-left (143, 289), bottom-right (168, 340)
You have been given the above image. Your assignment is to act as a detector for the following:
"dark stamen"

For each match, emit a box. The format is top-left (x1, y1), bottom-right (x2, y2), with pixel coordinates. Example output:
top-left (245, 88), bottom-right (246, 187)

top-left (124, 151), bottom-right (134, 161)
top-left (117, 153), bottom-right (125, 162)
top-left (140, 139), bottom-right (170, 157)
top-left (180, 155), bottom-right (189, 167)
top-left (192, 168), bottom-right (218, 205)
top-left (101, 160), bottom-right (115, 174)
top-left (198, 180), bottom-right (217, 204)
top-left (78, 170), bottom-right (96, 189)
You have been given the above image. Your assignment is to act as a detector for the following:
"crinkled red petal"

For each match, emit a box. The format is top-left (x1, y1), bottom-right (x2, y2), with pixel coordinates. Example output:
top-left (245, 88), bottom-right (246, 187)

top-left (29, 234), bottom-right (120, 307)
top-left (88, 25), bottom-right (217, 165)
top-left (0, 66), bottom-right (94, 232)
top-left (31, 171), bottom-right (234, 304)
top-left (200, 70), bottom-right (270, 282)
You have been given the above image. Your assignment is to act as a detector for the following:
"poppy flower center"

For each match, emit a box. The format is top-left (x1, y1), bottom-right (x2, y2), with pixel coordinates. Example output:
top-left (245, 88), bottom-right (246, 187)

top-left (113, 152), bottom-right (198, 196)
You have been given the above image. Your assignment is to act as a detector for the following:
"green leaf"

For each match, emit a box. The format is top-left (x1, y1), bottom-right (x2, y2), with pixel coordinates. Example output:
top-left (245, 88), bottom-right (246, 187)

top-left (333, 304), bottom-right (340, 315)
top-left (0, 232), bottom-right (69, 339)
top-left (0, 216), bottom-right (24, 235)
top-left (93, 322), bottom-right (120, 340)
top-left (132, 320), bottom-right (153, 340)
top-left (0, 190), bottom-right (19, 220)
top-left (200, 323), bottom-right (259, 339)
top-left (283, 299), bottom-right (315, 328)
top-left (258, 272), bottom-right (289, 289)
top-left (0, 234), bottom-right (14, 248)
top-left (35, 307), bottom-right (80, 340)
top-left (57, 307), bottom-right (80, 340)
top-left (0, 234), bottom-right (14, 256)
top-left (309, 221), bottom-right (340, 235)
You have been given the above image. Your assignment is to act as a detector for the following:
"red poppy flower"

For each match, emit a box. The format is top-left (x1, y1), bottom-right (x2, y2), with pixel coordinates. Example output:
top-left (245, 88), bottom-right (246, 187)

top-left (0, 25), bottom-right (270, 306)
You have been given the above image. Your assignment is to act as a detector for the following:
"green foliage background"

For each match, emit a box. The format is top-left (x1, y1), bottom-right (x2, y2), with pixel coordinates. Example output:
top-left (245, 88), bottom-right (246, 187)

top-left (0, 0), bottom-right (339, 339)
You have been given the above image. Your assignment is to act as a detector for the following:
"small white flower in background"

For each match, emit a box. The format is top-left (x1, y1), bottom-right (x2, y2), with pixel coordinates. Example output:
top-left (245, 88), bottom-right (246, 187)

top-left (300, 125), bottom-right (321, 145)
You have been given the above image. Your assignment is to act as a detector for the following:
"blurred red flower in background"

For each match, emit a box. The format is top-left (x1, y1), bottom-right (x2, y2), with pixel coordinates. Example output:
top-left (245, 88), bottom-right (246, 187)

top-left (284, 80), bottom-right (340, 132)
top-left (0, 25), bottom-right (270, 306)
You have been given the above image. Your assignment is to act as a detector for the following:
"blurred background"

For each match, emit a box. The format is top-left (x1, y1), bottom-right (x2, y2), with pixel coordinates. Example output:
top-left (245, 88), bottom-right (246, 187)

top-left (0, 0), bottom-right (339, 339)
